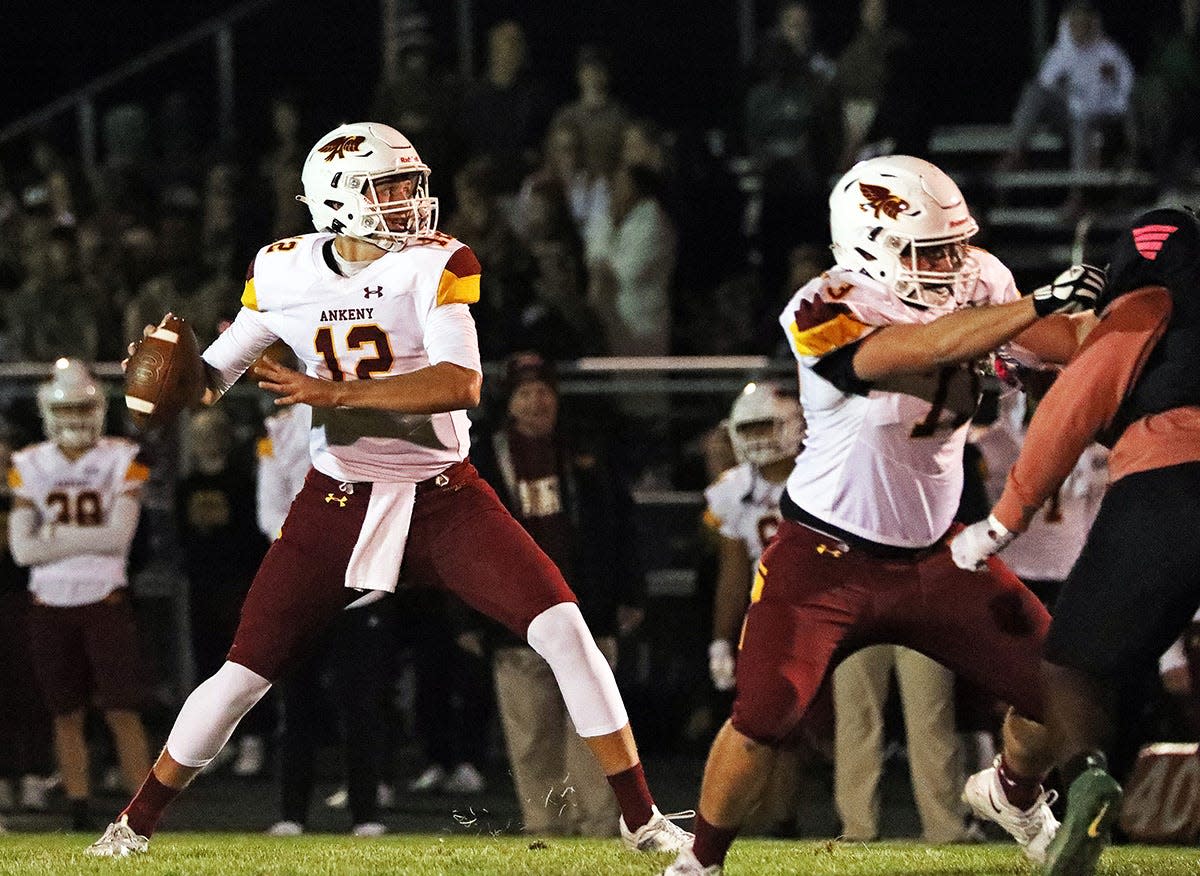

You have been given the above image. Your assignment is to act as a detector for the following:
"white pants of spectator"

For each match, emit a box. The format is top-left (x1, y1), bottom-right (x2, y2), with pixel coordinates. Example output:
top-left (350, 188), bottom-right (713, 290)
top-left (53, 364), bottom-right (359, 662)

top-left (1009, 82), bottom-right (1132, 172)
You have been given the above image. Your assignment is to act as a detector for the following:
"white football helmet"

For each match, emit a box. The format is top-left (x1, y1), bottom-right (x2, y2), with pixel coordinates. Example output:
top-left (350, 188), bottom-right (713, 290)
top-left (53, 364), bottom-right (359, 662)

top-left (298, 122), bottom-right (438, 251)
top-left (37, 358), bottom-right (106, 451)
top-left (829, 155), bottom-right (980, 309)
top-left (727, 381), bottom-right (805, 468)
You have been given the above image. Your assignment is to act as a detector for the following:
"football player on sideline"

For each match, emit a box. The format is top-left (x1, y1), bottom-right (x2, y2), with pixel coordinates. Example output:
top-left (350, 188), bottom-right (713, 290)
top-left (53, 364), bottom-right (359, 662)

top-left (704, 381), bottom-right (808, 833)
top-left (662, 155), bottom-right (1103, 875)
top-left (87, 123), bottom-right (691, 857)
top-left (9, 359), bottom-right (153, 831)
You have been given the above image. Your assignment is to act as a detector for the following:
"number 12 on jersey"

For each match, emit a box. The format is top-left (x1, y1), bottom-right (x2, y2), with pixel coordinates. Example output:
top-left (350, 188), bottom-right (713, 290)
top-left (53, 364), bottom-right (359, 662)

top-left (313, 324), bottom-right (395, 381)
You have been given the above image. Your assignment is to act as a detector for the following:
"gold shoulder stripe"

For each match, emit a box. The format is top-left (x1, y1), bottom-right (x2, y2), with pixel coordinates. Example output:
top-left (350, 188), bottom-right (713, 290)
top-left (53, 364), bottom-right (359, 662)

top-left (6, 468), bottom-right (21, 489)
top-left (437, 269), bottom-right (481, 306)
top-left (256, 437), bottom-right (274, 459)
top-left (788, 313), bottom-right (870, 357)
top-left (241, 278), bottom-right (259, 311)
top-left (125, 461), bottom-right (150, 483)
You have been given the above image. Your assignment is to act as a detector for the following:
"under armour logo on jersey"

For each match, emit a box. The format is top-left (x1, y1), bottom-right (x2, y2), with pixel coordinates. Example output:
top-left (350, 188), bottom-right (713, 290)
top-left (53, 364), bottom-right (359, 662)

top-left (363, 286), bottom-right (383, 299)
top-left (858, 183), bottom-right (911, 220)
top-left (1132, 224), bottom-right (1179, 260)
top-left (318, 135), bottom-right (368, 161)
top-left (325, 493), bottom-right (348, 507)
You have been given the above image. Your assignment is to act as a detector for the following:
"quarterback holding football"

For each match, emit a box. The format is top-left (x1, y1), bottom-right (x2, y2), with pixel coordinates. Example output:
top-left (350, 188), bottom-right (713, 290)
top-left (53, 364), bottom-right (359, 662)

top-left (88, 123), bottom-right (691, 857)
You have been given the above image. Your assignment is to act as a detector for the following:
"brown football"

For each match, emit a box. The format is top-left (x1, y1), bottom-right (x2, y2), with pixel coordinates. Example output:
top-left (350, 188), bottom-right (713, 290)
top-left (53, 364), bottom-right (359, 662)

top-left (124, 314), bottom-right (206, 429)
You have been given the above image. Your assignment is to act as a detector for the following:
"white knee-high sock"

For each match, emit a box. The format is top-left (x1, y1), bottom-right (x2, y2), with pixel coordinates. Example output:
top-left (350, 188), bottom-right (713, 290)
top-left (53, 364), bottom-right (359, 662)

top-left (526, 602), bottom-right (628, 737)
top-left (165, 661), bottom-right (272, 768)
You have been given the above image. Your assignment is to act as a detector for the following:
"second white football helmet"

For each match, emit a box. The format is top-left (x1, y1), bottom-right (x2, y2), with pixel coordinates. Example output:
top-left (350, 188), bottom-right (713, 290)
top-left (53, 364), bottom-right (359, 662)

top-left (829, 155), bottom-right (980, 309)
top-left (37, 358), bottom-right (106, 451)
top-left (298, 122), bottom-right (438, 251)
top-left (727, 381), bottom-right (805, 468)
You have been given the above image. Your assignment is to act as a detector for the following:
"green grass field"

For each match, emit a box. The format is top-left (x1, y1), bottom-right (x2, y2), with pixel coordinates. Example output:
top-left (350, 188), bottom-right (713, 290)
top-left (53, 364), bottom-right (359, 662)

top-left (1, 834), bottom-right (1198, 876)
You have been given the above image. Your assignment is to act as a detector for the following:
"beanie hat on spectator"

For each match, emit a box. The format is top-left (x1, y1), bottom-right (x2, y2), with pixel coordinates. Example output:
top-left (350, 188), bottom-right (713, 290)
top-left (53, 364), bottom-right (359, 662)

top-left (503, 351), bottom-right (558, 396)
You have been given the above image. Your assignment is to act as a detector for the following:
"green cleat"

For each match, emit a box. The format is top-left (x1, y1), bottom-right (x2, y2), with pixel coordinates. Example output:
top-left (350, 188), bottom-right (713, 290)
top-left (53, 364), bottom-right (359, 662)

top-left (1043, 768), bottom-right (1123, 876)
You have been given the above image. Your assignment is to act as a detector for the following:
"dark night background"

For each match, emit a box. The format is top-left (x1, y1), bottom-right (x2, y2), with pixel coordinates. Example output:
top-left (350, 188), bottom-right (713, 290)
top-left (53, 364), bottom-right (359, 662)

top-left (0, 0), bottom-right (1183, 156)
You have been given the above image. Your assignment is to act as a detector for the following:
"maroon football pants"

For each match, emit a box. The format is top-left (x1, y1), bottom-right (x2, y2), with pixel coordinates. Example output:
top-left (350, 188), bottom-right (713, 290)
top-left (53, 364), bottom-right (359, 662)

top-left (731, 519), bottom-right (1049, 746)
top-left (228, 462), bottom-right (574, 681)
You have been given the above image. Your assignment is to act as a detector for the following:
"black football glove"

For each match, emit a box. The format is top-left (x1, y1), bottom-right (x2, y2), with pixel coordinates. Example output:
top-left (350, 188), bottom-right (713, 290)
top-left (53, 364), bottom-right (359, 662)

top-left (1031, 264), bottom-right (1106, 317)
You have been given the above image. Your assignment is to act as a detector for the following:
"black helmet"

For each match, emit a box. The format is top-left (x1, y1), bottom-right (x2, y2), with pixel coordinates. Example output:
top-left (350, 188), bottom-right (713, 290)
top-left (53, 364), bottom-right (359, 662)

top-left (1100, 206), bottom-right (1200, 323)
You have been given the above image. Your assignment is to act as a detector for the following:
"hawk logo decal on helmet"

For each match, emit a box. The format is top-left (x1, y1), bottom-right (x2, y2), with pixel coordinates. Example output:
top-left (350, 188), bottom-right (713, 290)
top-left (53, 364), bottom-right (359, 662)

top-left (1131, 224), bottom-right (1178, 261)
top-left (858, 183), bottom-right (911, 220)
top-left (318, 135), bottom-right (369, 161)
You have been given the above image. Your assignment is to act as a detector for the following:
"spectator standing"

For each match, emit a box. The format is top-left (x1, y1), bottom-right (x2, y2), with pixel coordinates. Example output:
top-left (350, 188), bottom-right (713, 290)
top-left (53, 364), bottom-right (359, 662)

top-left (516, 119), bottom-right (610, 243)
top-left (458, 20), bottom-right (553, 195)
top-left (832, 0), bottom-right (911, 168)
top-left (372, 27), bottom-right (460, 187)
top-left (585, 163), bottom-right (676, 356)
top-left (8, 360), bottom-right (152, 830)
top-left (1134, 0), bottom-right (1200, 192)
top-left (441, 157), bottom-right (535, 360)
top-left (124, 207), bottom-right (227, 348)
top-left (550, 45), bottom-right (630, 184)
top-left (472, 352), bottom-right (644, 837)
top-left (399, 587), bottom-right (491, 799)
top-left (516, 173), bottom-right (604, 358)
top-left (744, 2), bottom-right (839, 292)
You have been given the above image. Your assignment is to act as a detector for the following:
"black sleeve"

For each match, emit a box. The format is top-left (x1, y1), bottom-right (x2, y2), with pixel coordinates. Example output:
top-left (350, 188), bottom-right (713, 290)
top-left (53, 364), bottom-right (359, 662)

top-left (811, 339), bottom-right (875, 396)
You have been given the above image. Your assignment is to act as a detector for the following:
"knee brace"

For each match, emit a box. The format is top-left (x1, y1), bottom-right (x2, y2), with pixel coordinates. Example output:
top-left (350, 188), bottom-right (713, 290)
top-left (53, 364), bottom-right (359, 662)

top-left (526, 602), bottom-right (628, 737)
top-left (166, 661), bottom-right (272, 768)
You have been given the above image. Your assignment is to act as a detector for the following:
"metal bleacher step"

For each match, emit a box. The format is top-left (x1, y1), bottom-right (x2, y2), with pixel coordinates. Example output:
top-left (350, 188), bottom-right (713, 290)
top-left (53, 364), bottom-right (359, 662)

top-left (928, 124), bottom-right (1063, 156)
top-left (991, 167), bottom-right (1157, 190)
top-left (987, 205), bottom-right (1150, 231)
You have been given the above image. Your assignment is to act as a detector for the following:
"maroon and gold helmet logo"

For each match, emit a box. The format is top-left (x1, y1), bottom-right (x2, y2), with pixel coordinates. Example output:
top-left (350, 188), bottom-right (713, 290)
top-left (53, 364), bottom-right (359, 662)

top-left (858, 183), bottom-right (911, 220)
top-left (318, 135), bottom-right (367, 162)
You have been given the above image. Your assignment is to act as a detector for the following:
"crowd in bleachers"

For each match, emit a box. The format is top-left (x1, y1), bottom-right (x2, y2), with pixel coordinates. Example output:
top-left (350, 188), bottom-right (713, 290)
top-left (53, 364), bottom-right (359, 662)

top-left (1, 2), bottom-right (1198, 372)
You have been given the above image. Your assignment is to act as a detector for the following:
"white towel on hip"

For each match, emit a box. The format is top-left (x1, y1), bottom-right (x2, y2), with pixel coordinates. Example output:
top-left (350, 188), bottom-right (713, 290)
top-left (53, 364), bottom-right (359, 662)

top-left (344, 481), bottom-right (417, 593)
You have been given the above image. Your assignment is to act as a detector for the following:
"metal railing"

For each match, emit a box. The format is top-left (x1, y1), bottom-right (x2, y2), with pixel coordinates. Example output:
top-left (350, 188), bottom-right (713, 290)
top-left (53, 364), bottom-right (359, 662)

top-left (0, 0), bottom-right (276, 179)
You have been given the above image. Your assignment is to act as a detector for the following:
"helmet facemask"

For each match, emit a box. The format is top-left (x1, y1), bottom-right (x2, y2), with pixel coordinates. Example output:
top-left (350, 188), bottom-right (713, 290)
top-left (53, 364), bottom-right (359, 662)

top-left (893, 237), bottom-right (981, 309)
top-left (350, 170), bottom-right (439, 250)
top-left (43, 402), bottom-right (106, 451)
top-left (727, 382), bottom-right (805, 468)
top-left (37, 359), bottom-right (106, 452)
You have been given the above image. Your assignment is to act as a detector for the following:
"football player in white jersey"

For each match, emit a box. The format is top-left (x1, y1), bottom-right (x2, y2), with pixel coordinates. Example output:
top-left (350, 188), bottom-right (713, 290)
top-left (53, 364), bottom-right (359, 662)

top-left (703, 381), bottom-right (805, 833)
top-left (705, 381), bottom-right (803, 692)
top-left (663, 155), bottom-right (1105, 875)
top-left (89, 123), bottom-right (690, 857)
top-left (8, 359), bottom-right (152, 831)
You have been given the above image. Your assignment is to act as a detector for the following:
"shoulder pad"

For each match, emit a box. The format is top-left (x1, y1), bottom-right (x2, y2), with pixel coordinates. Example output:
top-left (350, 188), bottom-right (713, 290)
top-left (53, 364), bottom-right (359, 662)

top-left (783, 288), bottom-right (872, 358)
top-left (437, 244), bottom-right (481, 306)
